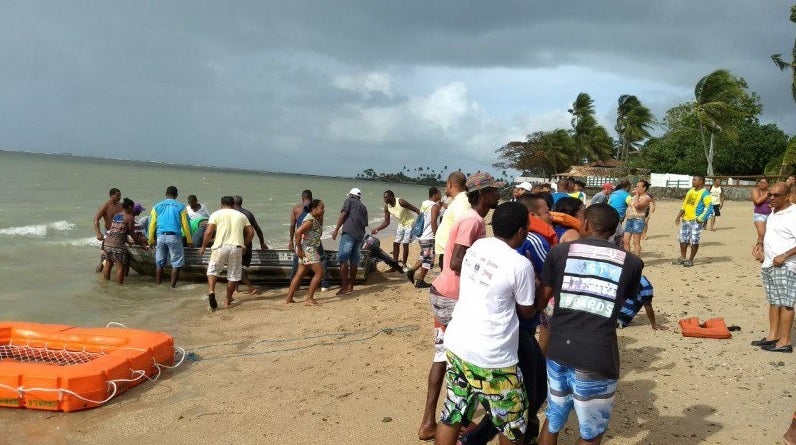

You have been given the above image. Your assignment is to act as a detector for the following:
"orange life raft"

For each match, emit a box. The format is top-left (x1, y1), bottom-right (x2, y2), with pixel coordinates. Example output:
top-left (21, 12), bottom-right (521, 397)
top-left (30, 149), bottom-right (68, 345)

top-left (678, 317), bottom-right (732, 339)
top-left (0, 322), bottom-right (177, 412)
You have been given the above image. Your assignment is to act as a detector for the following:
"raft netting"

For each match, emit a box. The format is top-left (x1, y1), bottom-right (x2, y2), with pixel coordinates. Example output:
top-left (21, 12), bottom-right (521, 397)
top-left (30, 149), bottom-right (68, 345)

top-left (0, 322), bottom-right (186, 406)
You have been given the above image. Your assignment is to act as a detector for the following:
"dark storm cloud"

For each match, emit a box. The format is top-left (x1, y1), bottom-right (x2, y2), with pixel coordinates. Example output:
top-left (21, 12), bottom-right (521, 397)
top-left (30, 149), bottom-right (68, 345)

top-left (0, 1), bottom-right (793, 176)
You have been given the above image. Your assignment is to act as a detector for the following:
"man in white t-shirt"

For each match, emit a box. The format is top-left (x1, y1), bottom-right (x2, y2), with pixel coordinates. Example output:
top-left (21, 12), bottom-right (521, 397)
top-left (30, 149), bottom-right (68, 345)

top-left (200, 195), bottom-right (254, 312)
top-left (406, 186), bottom-right (442, 288)
top-left (435, 202), bottom-right (537, 445)
top-left (707, 178), bottom-right (724, 231)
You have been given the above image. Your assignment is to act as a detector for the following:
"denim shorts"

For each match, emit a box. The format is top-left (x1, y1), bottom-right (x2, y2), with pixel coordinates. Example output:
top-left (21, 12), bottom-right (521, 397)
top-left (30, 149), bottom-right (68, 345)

top-left (624, 218), bottom-right (645, 234)
top-left (337, 232), bottom-right (362, 264)
top-left (155, 234), bottom-right (185, 268)
top-left (753, 213), bottom-right (769, 223)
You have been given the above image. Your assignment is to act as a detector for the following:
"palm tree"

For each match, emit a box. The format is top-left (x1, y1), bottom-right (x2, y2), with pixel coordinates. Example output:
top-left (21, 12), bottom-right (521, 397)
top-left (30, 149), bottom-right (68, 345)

top-left (568, 92), bottom-right (614, 163)
top-left (771, 5), bottom-right (796, 104)
top-left (615, 95), bottom-right (654, 161)
top-left (693, 69), bottom-right (749, 176)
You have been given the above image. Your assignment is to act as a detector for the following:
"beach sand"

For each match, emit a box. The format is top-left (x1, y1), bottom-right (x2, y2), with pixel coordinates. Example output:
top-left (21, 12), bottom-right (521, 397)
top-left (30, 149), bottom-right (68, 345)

top-left (3, 199), bottom-right (793, 444)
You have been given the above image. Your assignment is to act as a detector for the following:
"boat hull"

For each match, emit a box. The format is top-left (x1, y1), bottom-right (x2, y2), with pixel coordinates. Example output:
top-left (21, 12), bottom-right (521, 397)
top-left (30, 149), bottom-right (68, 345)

top-left (127, 246), bottom-right (371, 283)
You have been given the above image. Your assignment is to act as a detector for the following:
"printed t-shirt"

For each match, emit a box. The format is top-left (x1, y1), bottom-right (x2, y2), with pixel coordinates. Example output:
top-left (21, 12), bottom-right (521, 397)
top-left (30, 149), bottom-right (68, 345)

top-left (617, 275), bottom-right (653, 327)
top-left (208, 208), bottom-right (251, 249)
top-left (762, 205), bottom-right (796, 273)
top-left (387, 198), bottom-right (415, 228)
top-left (434, 192), bottom-right (471, 253)
top-left (541, 237), bottom-right (643, 378)
top-left (624, 194), bottom-right (649, 220)
top-left (681, 188), bottom-right (712, 221)
top-left (431, 208), bottom-right (486, 299)
top-left (340, 196), bottom-right (368, 241)
top-left (709, 186), bottom-right (722, 208)
top-left (444, 237), bottom-right (536, 368)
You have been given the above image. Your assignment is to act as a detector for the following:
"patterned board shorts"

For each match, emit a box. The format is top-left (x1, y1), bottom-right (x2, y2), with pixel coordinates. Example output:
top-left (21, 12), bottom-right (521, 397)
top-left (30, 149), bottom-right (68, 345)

top-left (678, 220), bottom-right (702, 245)
top-left (104, 246), bottom-right (129, 265)
top-left (429, 287), bottom-right (457, 363)
top-left (394, 224), bottom-right (415, 244)
top-left (418, 240), bottom-right (435, 270)
top-left (761, 266), bottom-right (796, 307)
top-left (440, 351), bottom-right (528, 442)
top-left (545, 359), bottom-right (617, 441)
top-left (207, 245), bottom-right (244, 282)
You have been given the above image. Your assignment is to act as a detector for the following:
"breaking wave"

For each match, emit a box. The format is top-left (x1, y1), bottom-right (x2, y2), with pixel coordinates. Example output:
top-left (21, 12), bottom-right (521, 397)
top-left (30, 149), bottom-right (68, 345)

top-left (0, 220), bottom-right (77, 237)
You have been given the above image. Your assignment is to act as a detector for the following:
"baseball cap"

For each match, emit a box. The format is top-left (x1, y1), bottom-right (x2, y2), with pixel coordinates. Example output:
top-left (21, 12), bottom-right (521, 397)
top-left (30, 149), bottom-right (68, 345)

top-left (515, 181), bottom-right (533, 192)
top-left (466, 172), bottom-right (506, 192)
top-left (348, 187), bottom-right (362, 197)
top-left (602, 183), bottom-right (615, 191)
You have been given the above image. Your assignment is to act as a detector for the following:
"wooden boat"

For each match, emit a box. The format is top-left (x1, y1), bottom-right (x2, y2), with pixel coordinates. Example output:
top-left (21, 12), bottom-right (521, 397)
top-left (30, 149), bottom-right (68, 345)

top-left (127, 246), bottom-right (371, 283)
top-left (0, 322), bottom-right (176, 412)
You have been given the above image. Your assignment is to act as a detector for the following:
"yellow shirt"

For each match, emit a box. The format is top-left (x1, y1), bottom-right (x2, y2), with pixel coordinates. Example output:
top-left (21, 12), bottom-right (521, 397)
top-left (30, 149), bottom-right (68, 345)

top-left (387, 198), bottom-right (416, 228)
top-left (681, 188), bottom-right (712, 221)
top-left (208, 208), bottom-right (251, 249)
top-left (435, 192), bottom-right (471, 253)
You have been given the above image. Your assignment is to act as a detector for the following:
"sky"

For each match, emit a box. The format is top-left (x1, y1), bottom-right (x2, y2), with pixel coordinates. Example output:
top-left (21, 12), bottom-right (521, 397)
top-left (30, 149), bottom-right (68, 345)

top-left (1, 1), bottom-right (794, 178)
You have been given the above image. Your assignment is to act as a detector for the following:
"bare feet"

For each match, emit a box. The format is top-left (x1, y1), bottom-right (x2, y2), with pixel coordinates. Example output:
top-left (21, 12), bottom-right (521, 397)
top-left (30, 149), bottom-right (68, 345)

top-left (284, 297), bottom-right (296, 304)
top-left (304, 298), bottom-right (321, 306)
top-left (246, 287), bottom-right (259, 295)
top-left (418, 423), bottom-right (436, 441)
top-left (335, 288), bottom-right (351, 296)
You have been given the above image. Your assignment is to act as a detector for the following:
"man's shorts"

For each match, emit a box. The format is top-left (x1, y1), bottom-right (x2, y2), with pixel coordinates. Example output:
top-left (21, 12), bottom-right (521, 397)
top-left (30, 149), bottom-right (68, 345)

top-left (678, 220), bottom-right (702, 245)
top-left (337, 233), bottom-right (363, 264)
top-left (761, 266), bottom-right (796, 307)
top-left (545, 359), bottom-right (617, 441)
top-left (418, 239), bottom-right (435, 270)
top-left (440, 351), bottom-right (528, 442)
top-left (207, 245), bottom-right (243, 282)
top-left (624, 218), bottom-right (645, 234)
top-left (753, 213), bottom-right (769, 223)
top-left (155, 234), bottom-right (185, 268)
top-left (394, 225), bottom-right (415, 244)
top-left (429, 286), bottom-right (457, 363)
top-left (712, 205), bottom-right (721, 217)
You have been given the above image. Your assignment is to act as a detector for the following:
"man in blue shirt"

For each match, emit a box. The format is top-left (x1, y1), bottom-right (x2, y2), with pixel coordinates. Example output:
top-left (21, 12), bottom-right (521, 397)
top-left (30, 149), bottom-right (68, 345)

top-left (148, 186), bottom-right (192, 287)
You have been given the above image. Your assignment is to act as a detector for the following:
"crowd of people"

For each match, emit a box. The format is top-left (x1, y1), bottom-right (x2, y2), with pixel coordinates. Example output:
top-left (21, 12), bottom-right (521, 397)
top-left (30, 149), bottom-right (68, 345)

top-left (92, 172), bottom-right (796, 444)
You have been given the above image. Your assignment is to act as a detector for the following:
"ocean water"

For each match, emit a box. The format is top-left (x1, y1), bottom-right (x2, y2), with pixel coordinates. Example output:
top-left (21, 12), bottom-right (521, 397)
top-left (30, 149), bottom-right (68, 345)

top-left (0, 151), bottom-right (430, 327)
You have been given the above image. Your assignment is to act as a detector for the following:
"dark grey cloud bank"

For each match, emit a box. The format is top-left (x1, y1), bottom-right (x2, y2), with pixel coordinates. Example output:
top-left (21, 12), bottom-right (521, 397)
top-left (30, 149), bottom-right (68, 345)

top-left (1, 1), bottom-right (793, 176)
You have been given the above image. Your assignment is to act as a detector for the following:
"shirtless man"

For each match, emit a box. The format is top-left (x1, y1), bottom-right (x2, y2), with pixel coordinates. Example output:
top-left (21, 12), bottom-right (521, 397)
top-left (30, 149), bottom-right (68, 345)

top-left (93, 188), bottom-right (122, 272)
top-left (623, 180), bottom-right (652, 257)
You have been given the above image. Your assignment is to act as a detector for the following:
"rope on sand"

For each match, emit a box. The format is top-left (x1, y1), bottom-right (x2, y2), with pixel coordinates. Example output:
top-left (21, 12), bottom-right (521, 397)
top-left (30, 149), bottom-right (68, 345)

top-left (188, 324), bottom-right (419, 360)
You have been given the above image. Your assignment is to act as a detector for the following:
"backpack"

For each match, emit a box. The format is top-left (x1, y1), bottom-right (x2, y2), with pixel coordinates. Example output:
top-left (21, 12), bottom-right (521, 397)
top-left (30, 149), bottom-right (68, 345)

top-left (411, 212), bottom-right (425, 237)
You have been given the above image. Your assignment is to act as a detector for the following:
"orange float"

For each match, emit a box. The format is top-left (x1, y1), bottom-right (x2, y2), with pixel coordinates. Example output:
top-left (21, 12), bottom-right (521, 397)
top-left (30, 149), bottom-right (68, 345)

top-left (678, 317), bottom-right (732, 339)
top-left (0, 322), bottom-right (180, 412)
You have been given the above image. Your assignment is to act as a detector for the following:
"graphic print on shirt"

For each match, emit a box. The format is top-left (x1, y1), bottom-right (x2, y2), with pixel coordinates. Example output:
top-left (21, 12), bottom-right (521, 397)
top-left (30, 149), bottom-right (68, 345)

top-left (559, 243), bottom-right (626, 318)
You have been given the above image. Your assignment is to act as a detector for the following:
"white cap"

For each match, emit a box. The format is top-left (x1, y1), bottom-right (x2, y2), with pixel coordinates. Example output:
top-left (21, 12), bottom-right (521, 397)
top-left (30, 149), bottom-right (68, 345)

top-left (348, 187), bottom-right (362, 197)
top-left (515, 182), bottom-right (532, 192)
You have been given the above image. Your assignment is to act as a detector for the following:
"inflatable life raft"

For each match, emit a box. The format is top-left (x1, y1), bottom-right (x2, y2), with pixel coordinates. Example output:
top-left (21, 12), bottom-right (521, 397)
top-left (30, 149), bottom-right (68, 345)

top-left (678, 317), bottom-right (732, 339)
top-left (0, 322), bottom-right (181, 412)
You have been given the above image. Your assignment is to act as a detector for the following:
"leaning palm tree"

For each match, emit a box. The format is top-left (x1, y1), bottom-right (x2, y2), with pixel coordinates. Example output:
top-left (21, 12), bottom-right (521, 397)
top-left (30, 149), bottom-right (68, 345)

top-left (568, 93), bottom-right (595, 163)
top-left (771, 5), bottom-right (796, 104)
top-left (615, 95), bottom-right (654, 161)
top-left (693, 69), bottom-right (748, 176)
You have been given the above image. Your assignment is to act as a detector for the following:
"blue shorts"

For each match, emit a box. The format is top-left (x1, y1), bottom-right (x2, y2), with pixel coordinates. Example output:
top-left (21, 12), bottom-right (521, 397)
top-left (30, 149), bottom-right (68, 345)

top-left (624, 218), bottom-right (645, 234)
top-left (678, 220), bottom-right (702, 245)
top-left (155, 234), bottom-right (185, 268)
top-left (545, 359), bottom-right (617, 441)
top-left (753, 213), bottom-right (769, 223)
top-left (337, 233), bottom-right (363, 264)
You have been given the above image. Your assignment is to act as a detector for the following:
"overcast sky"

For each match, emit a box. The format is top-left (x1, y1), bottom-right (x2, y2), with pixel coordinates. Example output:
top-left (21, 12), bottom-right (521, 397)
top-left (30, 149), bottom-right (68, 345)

top-left (1, 1), bottom-right (794, 177)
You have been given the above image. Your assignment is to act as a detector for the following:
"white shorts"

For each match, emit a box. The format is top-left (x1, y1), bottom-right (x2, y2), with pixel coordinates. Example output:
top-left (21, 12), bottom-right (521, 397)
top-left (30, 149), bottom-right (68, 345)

top-left (207, 245), bottom-right (243, 282)
top-left (394, 225), bottom-right (415, 244)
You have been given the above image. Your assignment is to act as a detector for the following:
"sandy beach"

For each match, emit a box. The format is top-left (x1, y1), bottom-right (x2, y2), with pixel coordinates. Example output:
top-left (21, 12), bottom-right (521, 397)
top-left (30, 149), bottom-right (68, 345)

top-left (3, 199), bottom-right (793, 444)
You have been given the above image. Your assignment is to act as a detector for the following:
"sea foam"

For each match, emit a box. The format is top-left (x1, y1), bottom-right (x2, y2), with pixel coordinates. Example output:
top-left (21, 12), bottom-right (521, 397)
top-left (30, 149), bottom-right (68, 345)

top-left (0, 220), bottom-right (77, 237)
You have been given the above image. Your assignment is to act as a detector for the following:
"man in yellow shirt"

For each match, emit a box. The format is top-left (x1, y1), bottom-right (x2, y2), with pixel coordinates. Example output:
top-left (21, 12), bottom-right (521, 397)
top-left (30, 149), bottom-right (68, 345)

top-left (673, 175), bottom-right (712, 267)
top-left (371, 190), bottom-right (420, 271)
top-left (434, 172), bottom-right (469, 270)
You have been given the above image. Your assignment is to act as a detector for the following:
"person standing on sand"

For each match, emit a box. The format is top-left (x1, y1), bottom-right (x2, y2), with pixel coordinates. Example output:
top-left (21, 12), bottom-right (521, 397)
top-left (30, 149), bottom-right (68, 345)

top-left (285, 199), bottom-right (326, 306)
top-left (234, 195), bottom-right (268, 295)
top-left (590, 183), bottom-right (613, 206)
top-left (751, 182), bottom-right (796, 353)
top-left (752, 177), bottom-right (772, 246)
top-left (93, 187), bottom-right (123, 272)
top-left (623, 180), bottom-right (652, 257)
top-left (148, 186), bottom-right (192, 287)
top-left (371, 190), bottom-right (420, 271)
top-left (200, 196), bottom-right (254, 312)
top-left (406, 186), bottom-right (442, 288)
top-left (289, 190), bottom-right (330, 291)
top-left (417, 172), bottom-right (502, 441)
top-left (707, 178), bottom-right (725, 231)
top-left (672, 175), bottom-right (712, 267)
top-left (435, 172), bottom-right (469, 270)
top-left (538, 203), bottom-right (643, 445)
top-left (331, 188), bottom-right (368, 295)
top-left (434, 202), bottom-right (537, 445)
top-left (103, 198), bottom-right (149, 284)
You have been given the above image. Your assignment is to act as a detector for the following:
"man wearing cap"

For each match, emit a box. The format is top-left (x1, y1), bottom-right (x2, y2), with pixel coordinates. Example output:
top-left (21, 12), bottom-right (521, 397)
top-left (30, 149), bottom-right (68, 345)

top-left (590, 183), bottom-right (614, 206)
top-left (148, 186), bottom-right (192, 287)
top-left (417, 171), bottom-right (504, 441)
top-left (332, 188), bottom-right (369, 295)
top-left (512, 182), bottom-right (533, 201)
